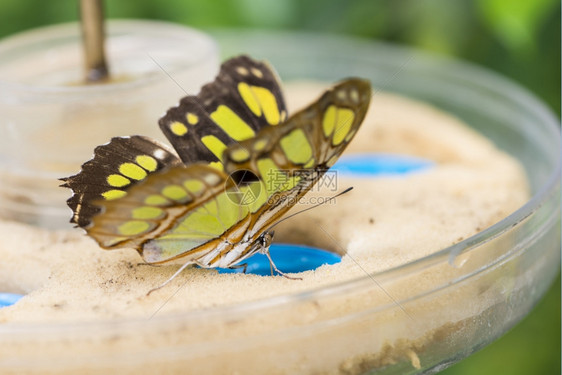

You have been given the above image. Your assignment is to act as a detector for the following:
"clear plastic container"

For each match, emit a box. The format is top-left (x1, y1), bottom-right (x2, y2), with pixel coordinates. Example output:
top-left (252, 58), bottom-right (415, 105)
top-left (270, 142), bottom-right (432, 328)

top-left (0, 20), bottom-right (218, 228)
top-left (0, 31), bottom-right (559, 374)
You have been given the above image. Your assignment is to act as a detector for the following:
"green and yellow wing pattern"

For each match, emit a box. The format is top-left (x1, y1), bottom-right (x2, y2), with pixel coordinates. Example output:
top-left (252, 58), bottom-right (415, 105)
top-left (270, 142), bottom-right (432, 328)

top-left (61, 136), bottom-right (182, 228)
top-left (158, 55), bottom-right (287, 171)
top-left (222, 78), bottom-right (371, 244)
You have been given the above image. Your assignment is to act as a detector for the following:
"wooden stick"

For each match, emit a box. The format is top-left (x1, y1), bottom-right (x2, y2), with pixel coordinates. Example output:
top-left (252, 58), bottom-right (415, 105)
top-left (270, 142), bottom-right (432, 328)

top-left (80, 0), bottom-right (109, 82)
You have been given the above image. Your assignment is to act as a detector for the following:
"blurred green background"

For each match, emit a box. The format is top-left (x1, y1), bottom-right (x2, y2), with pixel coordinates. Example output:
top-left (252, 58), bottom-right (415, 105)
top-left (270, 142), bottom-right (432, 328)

top-left (0, 1), bottom-right (559, 374)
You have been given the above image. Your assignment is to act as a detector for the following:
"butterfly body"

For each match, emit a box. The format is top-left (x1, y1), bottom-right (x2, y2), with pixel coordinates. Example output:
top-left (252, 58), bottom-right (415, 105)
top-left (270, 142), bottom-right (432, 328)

top-left (62, 55), bottom-right (371, 280)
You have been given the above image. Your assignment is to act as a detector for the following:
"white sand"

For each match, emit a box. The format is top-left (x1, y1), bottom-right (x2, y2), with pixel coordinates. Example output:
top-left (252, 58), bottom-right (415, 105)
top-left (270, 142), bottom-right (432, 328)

top-left (0, 83), bottom-right (529, 374)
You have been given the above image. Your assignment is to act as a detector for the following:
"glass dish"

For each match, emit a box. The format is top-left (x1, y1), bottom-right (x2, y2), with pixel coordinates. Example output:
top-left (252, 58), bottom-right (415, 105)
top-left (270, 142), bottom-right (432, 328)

top-left (0, 20), bottom-right (218, 228)
top-left (0, 31), bottom-right (559, 374)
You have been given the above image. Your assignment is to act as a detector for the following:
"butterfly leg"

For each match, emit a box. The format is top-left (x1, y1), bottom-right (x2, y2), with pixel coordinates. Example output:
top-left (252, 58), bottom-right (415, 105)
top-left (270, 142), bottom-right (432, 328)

top-left (146, 260), bottom-right (198, 296)
top-left (228, 263), bottom-right (248, 273)
top-left (263, 249), bottom-right (302, 280)
top-left (268, 259), bottom-right (274, 276)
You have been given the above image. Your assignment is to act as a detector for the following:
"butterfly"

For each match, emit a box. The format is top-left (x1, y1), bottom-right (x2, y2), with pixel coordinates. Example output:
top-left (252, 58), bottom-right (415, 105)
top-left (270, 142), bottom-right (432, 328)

top-left (61, 55), bottom-right (371, 291)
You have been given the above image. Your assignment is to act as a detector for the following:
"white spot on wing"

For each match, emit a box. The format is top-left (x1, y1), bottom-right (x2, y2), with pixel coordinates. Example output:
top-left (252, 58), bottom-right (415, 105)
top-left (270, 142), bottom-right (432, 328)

top-left (236, 66), bottom-right (249, 76)
top-left (250, 67), bottom-right (263, 78)
top-left (153, 149), bottom-right (167, 160)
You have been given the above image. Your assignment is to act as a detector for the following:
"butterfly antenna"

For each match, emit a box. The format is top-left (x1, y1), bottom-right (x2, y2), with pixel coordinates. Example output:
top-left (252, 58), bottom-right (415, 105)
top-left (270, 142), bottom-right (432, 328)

top-left (267, 187), bottom-right (353, 232)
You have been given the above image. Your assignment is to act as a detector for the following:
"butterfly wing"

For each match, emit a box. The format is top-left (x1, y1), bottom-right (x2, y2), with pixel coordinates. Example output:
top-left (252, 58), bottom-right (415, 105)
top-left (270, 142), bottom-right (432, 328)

top-left (158, 55), bottom-right (287, 170)
top-left (65, 148), bottom-right (252, 264)
top-left (86, 164), bottom-right (252, 264)
top-left (222, 78), bottom-right (372, 239)
top-left (61, 136), bottom-right (182, 228)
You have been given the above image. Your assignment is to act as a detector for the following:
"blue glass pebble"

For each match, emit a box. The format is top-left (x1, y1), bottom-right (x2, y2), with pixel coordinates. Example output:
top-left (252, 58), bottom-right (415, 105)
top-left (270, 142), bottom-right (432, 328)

top-left (0, 293), bottom-right (23, 308)
top-left (332, 153), bottom-right (434, 176)
top-left (217, 243), bottom-right (341, 275)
